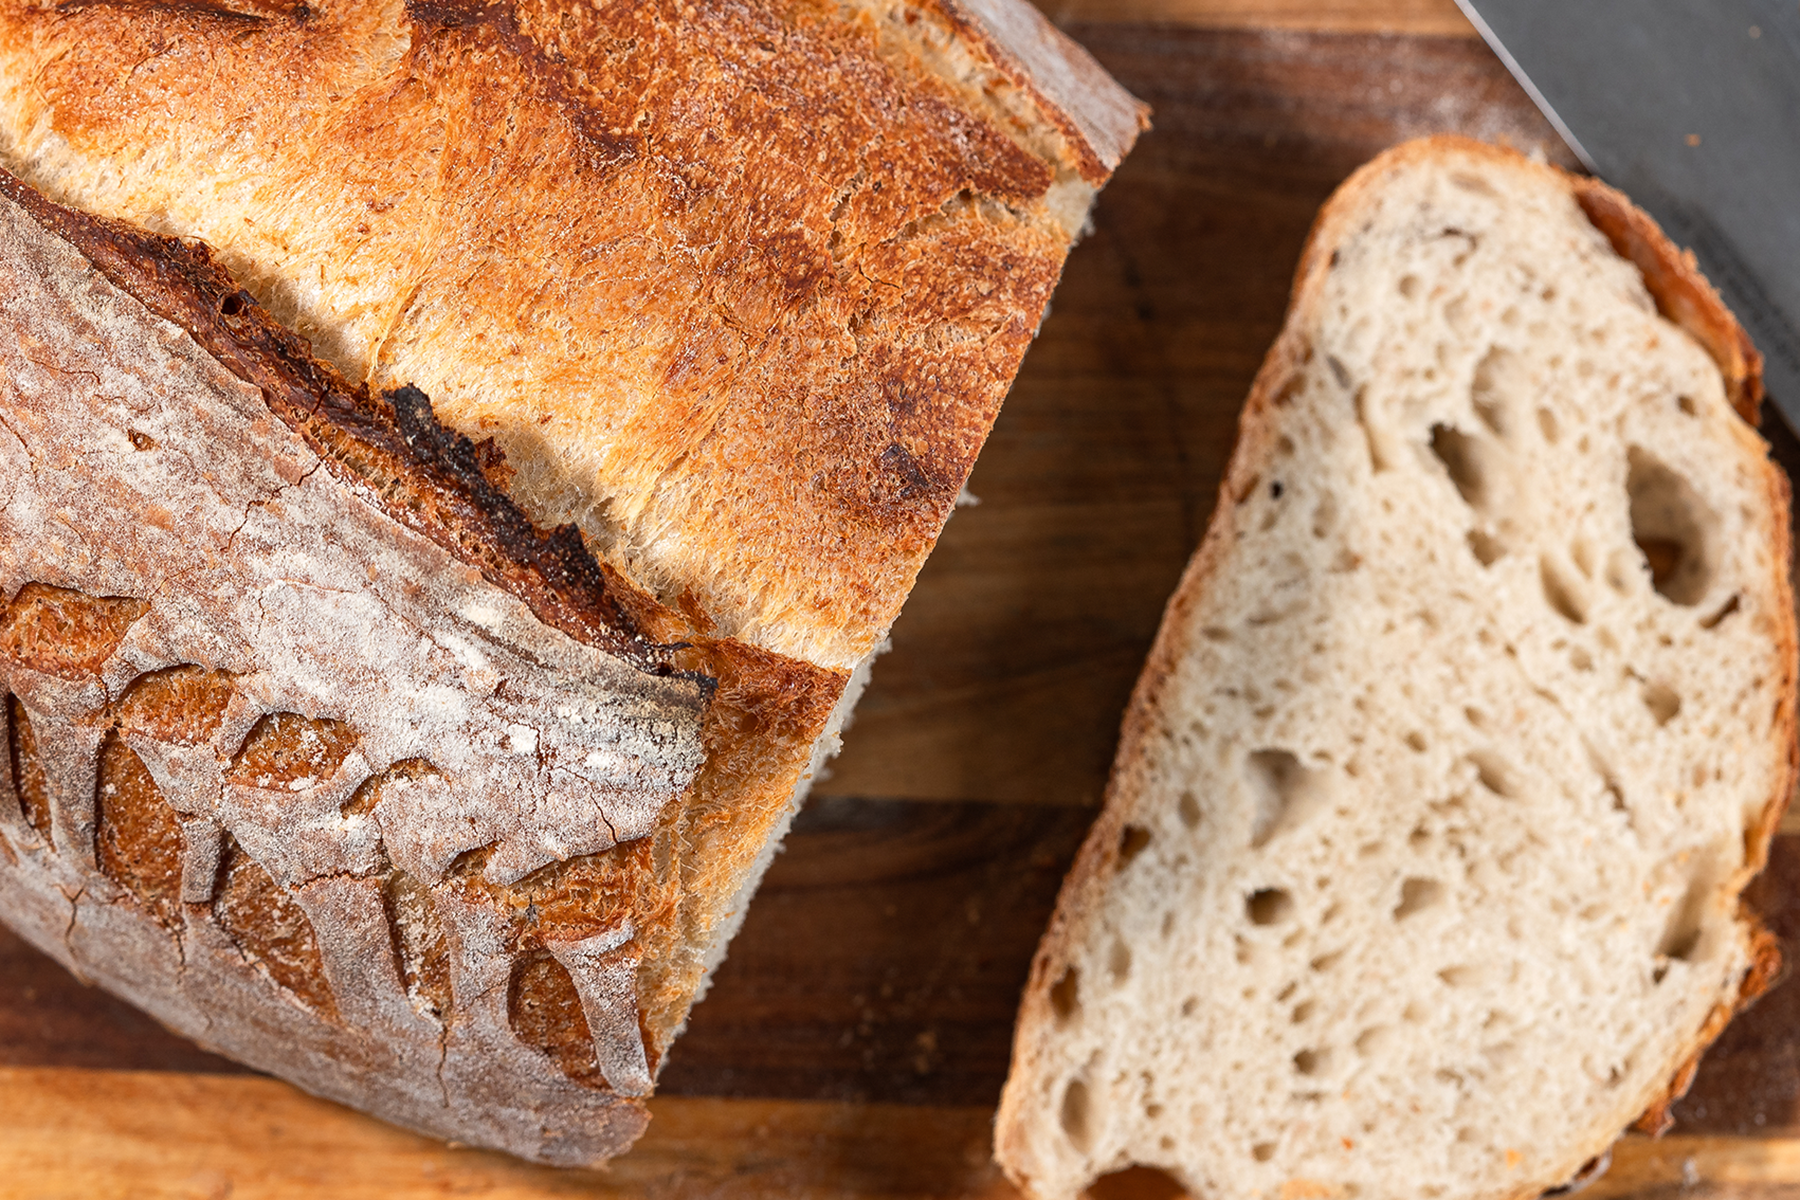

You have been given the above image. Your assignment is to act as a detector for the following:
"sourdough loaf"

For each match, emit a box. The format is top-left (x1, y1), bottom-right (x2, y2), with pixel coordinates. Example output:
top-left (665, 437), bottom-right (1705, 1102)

top-left (0, 0), bottom-right (1144, 1165)
top-left (995, 138), bottom-right (1796, 1200)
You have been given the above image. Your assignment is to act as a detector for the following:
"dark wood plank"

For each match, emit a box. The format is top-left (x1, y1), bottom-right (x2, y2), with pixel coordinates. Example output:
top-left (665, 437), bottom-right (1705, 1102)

top-left (661, 797), bottom-right (1092, 1105)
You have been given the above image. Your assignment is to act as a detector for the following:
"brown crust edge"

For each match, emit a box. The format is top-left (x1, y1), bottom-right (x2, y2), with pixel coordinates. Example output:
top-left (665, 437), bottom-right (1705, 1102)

top-left (1570, 176), bottom-right (1765, 424)
top-left (994, 134), bottom-right (1800, 1200)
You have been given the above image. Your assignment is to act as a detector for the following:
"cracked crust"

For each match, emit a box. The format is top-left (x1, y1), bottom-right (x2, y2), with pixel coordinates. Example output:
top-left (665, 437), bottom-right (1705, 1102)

top-left (996, 137), bottom-right (1798, 1200)
top-left (0, 0), bottom-right (1147, 672)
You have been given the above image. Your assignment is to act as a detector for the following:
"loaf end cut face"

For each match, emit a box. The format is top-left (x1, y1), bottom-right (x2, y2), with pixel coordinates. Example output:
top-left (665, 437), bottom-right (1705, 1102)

top-left (996, 138), bottom-right (1797, 1200)
top-left (0, 0), bottom-right (1144, 1166)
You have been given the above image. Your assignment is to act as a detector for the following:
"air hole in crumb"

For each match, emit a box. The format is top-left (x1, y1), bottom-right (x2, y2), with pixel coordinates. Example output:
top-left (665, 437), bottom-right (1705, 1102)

top-left (1678, 394), bottom-right (1698, 416)
top-left (1402, 1002), bottom-right (1424, 1023)
top-left (1395, 878), bottom-right (1444, 920)
top-left (1245, 749), bottom-right (1323, 848)
top-left (1181, 996), bottom-right (1198, 1017)
top-left (1450, 171), bottom-right (1497, 196)
top-left (1570, 646), bottom-right (1592, 671)
top-left (1399, 275), bottom-right (1420, 299)
top-left (1537, 407), bottom-right (1560, 443)
top-left (1087, 1166), bottom-right (1187, 1200)
top-left (1467, 528), bottom-right (1505, 566)
top-left (1540, 555), bottom-right (1589, 624)
top-left (1201, 626), bottom-right (1231, 642)
top-left (1118, 824), bottom-right (1151, 868)
top-left (1700, 594), bottom-right (1740, 629)
top-left (1628, 447), bottom-right (1716, 606)
top-left (1438, 965), bottom-right (1478, 988)
top-left (1060, 1078), bottom-right (1092, 1150)
top-left (1468, 750), bottom-right (1516, 798)
top-left (1050, 967), bottom-right (1080, 1022)
top-left (1247, 888), bottom-right (1294, 926)
top-left (1355, 1027), bottom-right (1390, 1056)
top-left (1644, 682), bottom-right (1681, 726)
top-left (1428, 424), bottom-right (1487, 508)
top-left (127, 429), bottom-right (157, 451)
top-left (1252, 1142), bottom-right (1277, 1163)
top-left (1292, 1000), bottom-right (1315, 1024)
top-left (1323, 354), bottom-right (1352, 393)
top-left (1293, 1048), bottom-right (1326, 1076)
top-left (1464, 706), bottom-right (1487, 728)
top-left (1310, 950), bottom-right (1342, 973)
top-left (1177, 791), bottom-right (1201, 830)
top-left (1109, 940), bottom-right (1133, 983)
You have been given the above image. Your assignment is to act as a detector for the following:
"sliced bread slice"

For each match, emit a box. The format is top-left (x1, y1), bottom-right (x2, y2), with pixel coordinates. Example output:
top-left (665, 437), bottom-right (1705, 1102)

top-left (995, 136), bottom-right (1797, 1200)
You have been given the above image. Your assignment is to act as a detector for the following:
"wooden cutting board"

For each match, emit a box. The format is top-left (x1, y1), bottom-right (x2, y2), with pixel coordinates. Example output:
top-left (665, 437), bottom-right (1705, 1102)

top-left (5, 2), bottom-right (1800, 1195)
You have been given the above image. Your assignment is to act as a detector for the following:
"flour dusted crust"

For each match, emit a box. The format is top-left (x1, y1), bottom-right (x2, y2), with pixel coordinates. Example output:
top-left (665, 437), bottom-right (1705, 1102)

top-left (0, 173), bottom-right (826, 1161)
top-left (0, 0), bottom-right (1148, 671)
top-left (996, 138), bottom-right (1797, 1200)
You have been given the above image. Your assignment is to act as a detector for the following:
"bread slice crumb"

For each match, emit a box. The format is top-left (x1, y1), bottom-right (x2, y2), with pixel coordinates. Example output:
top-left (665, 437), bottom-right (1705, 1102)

top-left (996, 137), bottom-right (1796, 1200)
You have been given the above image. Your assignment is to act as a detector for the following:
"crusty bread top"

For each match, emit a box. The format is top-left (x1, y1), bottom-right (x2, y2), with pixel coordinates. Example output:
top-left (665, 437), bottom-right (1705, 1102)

top-left (995, 137), bottom-right (1797, 1200)
top-left (0, 0), bottom-right (1147, 672)
top-left (0, 163), bottom-right (855, 1165)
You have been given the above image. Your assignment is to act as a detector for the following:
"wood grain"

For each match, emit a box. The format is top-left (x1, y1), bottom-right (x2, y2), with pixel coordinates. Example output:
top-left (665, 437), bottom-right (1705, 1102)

top-left (6, 15), bottom-right (1800, 1200)
top-left (0, 1067), bottom-right (1012, 1200)
top-left (3, 1067), bottom-right (1798, 1200)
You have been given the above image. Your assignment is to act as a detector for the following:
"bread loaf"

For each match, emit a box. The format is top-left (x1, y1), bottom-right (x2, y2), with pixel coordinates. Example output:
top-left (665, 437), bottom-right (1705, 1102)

top-left (0, 0), bottom-right (1144, 1165)
top-left (995, 137), bottom-right (1795, 1200)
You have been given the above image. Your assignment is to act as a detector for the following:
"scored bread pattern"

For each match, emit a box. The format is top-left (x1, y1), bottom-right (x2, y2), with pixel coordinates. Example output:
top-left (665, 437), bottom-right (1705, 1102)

top-left (0, 608), bottom-right (654, 1088)
top-left (0, 187), bottom-right (709, 1161)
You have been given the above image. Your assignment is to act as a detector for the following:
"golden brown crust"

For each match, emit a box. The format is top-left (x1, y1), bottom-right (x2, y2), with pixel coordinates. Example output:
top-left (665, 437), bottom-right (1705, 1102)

top-left (998, 136), bottom-right (1799, 1198)
top-left (0, 0), bottom-right (1144, 671)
